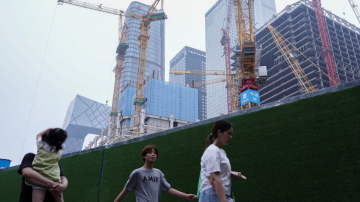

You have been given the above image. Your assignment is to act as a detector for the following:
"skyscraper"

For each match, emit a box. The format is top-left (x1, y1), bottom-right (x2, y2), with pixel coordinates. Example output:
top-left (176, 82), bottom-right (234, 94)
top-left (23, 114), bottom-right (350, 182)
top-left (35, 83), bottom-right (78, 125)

top-left (254, 0), bottom-right (277, 29)
top-left (62, 95), bottom-right (111, 154)
top-left (120, 1), bottom-right (166, 91)
top-left (169, 46), bottom-right (207, 120)
top-left (205, 0), bottom-right (238, 118)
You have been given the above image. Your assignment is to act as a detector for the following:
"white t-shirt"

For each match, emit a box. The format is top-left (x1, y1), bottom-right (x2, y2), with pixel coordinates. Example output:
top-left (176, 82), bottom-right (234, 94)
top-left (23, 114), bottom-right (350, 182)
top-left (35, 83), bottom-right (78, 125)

top-left (36, 138), bottom-right (63, 159)
top-left (200, 144), bottom-right (231, 195)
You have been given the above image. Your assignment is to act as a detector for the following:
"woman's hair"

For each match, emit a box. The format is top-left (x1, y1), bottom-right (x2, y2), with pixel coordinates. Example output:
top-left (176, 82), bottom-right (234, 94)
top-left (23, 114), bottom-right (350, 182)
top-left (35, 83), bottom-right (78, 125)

top-left (42, 128), bottom-right (68, 152)
top-left (204, 120), bottom-right (233, 152)
top-left (141, 145), bottom-right (158, 162)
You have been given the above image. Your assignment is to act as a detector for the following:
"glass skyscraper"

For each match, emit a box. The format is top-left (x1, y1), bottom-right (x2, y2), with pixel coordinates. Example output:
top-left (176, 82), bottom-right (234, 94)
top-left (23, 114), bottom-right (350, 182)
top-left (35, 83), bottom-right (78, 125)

top-left (205, 0), bottom-right (237, 118)
top-left (121, 1), bottom-right (165, 90)
top-left (62, 95), bottom-right (111, 154)
top-left (254, 0), bottom-right (277, 29)
top-left (169, 46), bottom-right (207, 120)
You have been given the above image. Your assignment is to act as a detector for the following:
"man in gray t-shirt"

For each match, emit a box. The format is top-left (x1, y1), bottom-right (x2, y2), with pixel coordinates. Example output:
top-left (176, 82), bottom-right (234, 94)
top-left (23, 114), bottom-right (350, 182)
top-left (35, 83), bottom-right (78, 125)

top-left (114, 145), bottom-right (197, 202)
top-left (125, 167), bottom-right (170, 201)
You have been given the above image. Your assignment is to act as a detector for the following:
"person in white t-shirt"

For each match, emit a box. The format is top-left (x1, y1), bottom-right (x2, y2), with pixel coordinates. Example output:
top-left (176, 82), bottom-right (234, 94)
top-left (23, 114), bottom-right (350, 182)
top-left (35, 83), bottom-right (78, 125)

top-left (199, 120), bottom-right (245, 202)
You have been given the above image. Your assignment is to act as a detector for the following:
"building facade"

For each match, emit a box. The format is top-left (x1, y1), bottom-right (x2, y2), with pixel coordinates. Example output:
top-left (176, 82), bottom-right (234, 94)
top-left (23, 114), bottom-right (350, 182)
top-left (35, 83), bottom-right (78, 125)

top-left (205, 0), bottom-right (249, 118)
top-left (119, 78), bottom-right (198, 124)
top-left (254, 0), bottom-right (277, 29)
top-left (62, 95), bottom-right (111, 154)
top-left (169, 46), bottom-right (207, 120)
top-left (255, 0), bottom-right (360, 104)
top-left (120, 1), bottom-right (166, 91)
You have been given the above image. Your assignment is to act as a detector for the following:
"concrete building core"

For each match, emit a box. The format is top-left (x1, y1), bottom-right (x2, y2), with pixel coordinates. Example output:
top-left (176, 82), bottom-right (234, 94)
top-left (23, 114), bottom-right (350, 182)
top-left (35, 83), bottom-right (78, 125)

top-left (256, 0), bottom-right (360, 104)
top-left (62, 95), bottom-right (111, 154)
top-left (169, 46), bottom-right (207, 120)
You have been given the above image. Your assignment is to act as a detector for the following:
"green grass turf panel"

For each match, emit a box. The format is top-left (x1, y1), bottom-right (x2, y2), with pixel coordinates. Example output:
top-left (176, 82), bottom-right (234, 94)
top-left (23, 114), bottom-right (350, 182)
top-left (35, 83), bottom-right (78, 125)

top-left (0, 169), bottom-right (22, 201)
top-left (100, 85), bottom-right (360, 202)
top-left (1, 85), bottom-right (359, 201)
top-left (58, 149), bottom-right (104, 201)
top-left (99, 123), bottom-right (212, 201)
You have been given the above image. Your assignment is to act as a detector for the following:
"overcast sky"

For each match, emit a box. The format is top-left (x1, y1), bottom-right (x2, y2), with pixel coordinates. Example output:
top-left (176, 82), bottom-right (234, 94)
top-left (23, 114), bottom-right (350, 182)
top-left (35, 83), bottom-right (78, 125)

top-left (0, 0), bottom-right (357, 166)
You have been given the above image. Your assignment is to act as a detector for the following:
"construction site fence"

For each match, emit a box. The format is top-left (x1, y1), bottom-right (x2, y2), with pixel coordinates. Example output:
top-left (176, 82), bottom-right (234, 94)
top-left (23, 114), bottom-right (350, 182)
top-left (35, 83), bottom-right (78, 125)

top-left (1, 80), bottom-right (360, 201)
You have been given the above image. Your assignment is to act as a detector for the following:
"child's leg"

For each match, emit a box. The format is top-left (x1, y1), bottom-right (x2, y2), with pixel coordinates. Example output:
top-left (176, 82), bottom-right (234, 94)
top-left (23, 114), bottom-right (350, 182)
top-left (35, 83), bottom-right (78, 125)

top-left (32, 188), bottom-right (46, 202)
top-left (52, 192), bottom-right (64, 202)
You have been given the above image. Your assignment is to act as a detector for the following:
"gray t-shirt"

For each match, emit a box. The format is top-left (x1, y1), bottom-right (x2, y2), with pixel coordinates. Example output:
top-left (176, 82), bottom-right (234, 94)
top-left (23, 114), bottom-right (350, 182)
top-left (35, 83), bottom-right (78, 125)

top-left (125, 167), bottom-right (171, 202)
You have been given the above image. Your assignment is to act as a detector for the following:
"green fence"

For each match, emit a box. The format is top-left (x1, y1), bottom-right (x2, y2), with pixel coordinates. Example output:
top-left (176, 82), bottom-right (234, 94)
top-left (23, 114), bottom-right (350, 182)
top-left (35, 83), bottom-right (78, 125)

top-left (1, 84), bottom-right (359, 201)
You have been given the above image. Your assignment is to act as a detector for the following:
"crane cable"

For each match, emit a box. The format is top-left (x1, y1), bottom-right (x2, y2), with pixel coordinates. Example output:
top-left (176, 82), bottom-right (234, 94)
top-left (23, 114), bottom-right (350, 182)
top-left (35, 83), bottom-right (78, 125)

top-left (18, 4), bottom-right (58, 163)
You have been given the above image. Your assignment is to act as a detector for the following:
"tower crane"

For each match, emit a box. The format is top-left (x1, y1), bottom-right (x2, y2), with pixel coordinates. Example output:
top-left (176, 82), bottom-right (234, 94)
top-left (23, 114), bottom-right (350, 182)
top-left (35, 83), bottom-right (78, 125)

top-left (170, 70), bottom-right (241, 76)
top-left (169, 70), bottom-right (243, 93)
top-left (348, 0), bottom-right (360, 24)
top-left (58, 0), bottom-right (167, 137)
top-left (312, 0), bottom-right (339, 86)
top-left (58, 0), bottom-right (140, 137)
top-left (133, 0), bottom-right (166, 136)
top-left (220, 0), bottom-right (234, 113)
top-left (234, 0), bottom-right (258, 110)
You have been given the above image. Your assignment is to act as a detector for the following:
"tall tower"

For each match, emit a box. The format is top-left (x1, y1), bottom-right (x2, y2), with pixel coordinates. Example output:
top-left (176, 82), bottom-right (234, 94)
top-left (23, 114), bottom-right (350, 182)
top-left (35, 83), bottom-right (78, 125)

top-left (205, 0), bottom-right (253, 118)
top-left (120, 1), bottom-right (166, 91)
top-left (169, 46), bottom-right (207, 120)
top-left (254, 0), bottom-right (277, 29)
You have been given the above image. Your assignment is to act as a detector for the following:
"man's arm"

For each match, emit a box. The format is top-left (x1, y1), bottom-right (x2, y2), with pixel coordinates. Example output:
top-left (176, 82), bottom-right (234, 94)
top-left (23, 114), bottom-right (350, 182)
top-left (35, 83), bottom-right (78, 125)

top-left (211, 172), bottom-right (227, 202)
top-left (22, 167), bottom-right (60, 189)
top-left (49, 176), bottom-right (68, 197)
top-left (114, 187), bottom-right (129, 202)
top-left (167, 188), bottom-right (197, 201)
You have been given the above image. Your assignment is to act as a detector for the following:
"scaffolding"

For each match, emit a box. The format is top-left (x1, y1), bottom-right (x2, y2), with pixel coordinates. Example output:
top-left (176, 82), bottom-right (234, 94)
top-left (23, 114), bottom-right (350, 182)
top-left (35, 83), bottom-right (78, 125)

top-left (84, 110), bottom-right (193, 149)
top-left (255, 0), bottom-right (360, 104)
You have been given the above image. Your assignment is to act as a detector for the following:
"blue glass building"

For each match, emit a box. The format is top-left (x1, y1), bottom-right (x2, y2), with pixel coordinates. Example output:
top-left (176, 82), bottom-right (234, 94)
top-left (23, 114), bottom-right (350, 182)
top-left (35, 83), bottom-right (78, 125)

top-left (121, 1), bottom-right (166, 90)
top-left (62, 95), bottom-right (111, 154)
top-left (170, 46), bottom-right (207, 120)
top-left (118, 86), bottom-right (136, 116)
top-left (119, 79), bottom-right (198, 124)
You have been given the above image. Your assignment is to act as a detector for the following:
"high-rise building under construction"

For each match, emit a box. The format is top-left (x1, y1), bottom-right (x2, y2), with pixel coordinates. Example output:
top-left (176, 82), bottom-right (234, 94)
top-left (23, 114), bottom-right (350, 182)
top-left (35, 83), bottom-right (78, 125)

top-left (256, 0), bottom-right (360, 104)
top-left (169, 46), bottom-right (207, 120)
top-left (121, 1), bottom-right (165, 90)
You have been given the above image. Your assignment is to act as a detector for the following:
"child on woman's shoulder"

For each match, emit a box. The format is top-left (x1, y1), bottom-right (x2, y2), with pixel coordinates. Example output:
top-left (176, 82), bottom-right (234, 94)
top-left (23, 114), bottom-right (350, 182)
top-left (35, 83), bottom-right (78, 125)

top-left (25, 128), bottom-right (68, 202)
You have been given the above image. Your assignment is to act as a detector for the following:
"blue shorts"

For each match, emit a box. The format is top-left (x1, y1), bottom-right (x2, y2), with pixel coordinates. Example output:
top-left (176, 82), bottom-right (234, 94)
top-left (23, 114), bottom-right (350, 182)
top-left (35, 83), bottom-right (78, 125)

top-left (199, 188), bottom-right (230, 202)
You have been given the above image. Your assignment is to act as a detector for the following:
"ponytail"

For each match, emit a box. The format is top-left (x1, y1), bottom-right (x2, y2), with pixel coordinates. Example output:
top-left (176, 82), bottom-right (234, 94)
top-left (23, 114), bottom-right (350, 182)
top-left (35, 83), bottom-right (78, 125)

top-left (203, 120), bottom-right (233, 153)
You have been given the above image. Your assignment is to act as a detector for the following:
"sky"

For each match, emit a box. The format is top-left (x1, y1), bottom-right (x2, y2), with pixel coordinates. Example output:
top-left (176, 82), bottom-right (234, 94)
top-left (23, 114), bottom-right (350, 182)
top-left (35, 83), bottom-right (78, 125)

top-left (0, 0), bottom-right (358, 166)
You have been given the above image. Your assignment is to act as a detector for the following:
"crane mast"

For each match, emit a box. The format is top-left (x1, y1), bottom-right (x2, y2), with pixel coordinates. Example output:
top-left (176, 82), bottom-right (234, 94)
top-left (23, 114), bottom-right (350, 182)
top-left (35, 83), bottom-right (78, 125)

top-left (133, 0), bottom-right (166, 135)
top-left (348, 0), bottom-right (360, 24)
top-left (221, 0), bottom-right (234, 113)
top-left (312, 0), bottom-right (339, 86)
top-left (234, 0), bottom-right (258, 110)
top-left (109, 23), bottom-right (128, 135)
